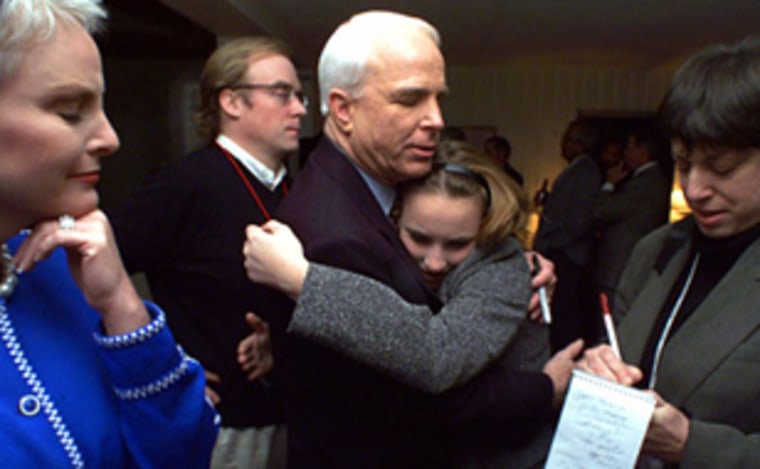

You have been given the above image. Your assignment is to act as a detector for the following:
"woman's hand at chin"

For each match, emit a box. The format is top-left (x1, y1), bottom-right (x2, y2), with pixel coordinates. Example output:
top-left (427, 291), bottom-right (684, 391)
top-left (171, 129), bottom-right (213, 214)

top-left (14, 209), bottom-right (149, 335)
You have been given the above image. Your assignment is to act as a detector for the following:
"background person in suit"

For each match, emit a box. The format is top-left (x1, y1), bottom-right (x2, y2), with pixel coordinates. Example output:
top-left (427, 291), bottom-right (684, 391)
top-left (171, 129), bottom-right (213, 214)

top-left (579, 37), bottom-right (760, 468)
top-left (264, 10), bottom-right (558, 468)
top-left (484, 134), bottom-right (524, 186)
top-left (109, 37), bottom-right (307, 469)
top-left (592, 127), bottom-right (671, 310)
top-left (534, 120), bottom-right (603, 351)
top-left (597, 136), bottom-right (625, 172)
top-left (440, 125), bottom-right (468, 142)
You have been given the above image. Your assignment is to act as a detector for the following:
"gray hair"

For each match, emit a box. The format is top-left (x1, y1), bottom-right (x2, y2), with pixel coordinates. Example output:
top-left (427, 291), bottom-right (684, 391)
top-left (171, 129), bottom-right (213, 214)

top-left (317, 10), bottom-right (441, 116)
top-left (0, 0), bottom-right (106, 85)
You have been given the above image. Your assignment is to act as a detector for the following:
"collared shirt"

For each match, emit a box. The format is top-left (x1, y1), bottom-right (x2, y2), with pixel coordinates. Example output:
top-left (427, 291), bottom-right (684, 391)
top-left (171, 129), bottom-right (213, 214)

top-left (601, 161), bottom-right (659, 192)
top-left (216, 134), bottom-right (287, 191)
top-left (330, 140), bottom-right (396, 216)
top-left (633, 160), bottom-right (657, 177)
top-left (555, 153), bottom-right (593, 188)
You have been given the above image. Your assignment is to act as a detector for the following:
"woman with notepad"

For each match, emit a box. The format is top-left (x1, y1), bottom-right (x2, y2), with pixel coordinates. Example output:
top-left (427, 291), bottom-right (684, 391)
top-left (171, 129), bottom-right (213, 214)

top-left (579, 37), bottom-right (760, 468)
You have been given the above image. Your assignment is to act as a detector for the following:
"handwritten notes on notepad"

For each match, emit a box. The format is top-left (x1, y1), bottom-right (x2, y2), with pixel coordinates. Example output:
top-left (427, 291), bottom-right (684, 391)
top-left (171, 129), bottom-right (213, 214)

top-left (545, 369), bottom-right (655, 469)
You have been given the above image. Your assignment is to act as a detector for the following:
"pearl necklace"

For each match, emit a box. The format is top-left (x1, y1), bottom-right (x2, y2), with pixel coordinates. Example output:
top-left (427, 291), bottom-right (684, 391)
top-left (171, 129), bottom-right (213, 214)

top-left (0, 244), bottom-right (18, 298)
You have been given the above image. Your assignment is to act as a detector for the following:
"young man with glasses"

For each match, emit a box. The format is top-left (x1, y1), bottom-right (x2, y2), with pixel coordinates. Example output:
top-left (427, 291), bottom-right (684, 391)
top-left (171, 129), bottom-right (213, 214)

top-left (109, 37), bottom-right (307, 469)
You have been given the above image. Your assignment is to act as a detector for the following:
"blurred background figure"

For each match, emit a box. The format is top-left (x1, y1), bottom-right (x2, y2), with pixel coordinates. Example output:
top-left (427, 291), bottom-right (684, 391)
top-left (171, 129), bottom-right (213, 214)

top-left (533, 119), bottom-right (602, 352)
top-left (592, 127), bottom-right (670, 310)
top-left (440, 125), bottom-right (468, 142)
top-left (597, 136), bottom-right (625, 174)
top-left (484, 135), bottom-right (525, 186)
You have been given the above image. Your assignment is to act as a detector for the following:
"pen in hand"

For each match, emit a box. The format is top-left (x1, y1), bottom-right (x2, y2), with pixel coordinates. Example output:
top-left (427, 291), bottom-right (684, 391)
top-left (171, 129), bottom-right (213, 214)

top-left (531, 254), bottom-right (552, 324)
top-left (599, 292), bottom-right (621, 359)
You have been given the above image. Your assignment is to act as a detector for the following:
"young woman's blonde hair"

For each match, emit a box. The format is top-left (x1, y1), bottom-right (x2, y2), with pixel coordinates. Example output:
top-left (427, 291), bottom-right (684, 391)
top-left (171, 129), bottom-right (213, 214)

top-left (396, 140), bottom-right (529, 249)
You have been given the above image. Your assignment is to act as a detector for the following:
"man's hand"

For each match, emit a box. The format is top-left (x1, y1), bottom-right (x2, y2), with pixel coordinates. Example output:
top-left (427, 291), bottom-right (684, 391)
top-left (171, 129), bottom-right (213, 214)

top-left (237, 312), bottom-right (274, 381)
top-left (525, 251), bottom-right (555, 322)
top-left (576, 344), bottom-right (643, 386)
top-left (642, 391), bottom-right (689, 463)
top-left (542, 339), bottom-right (584, 409)
top-left (605, 160), bottom-right (630, 185)
top-left (204, 369), bottom-right (221, 405)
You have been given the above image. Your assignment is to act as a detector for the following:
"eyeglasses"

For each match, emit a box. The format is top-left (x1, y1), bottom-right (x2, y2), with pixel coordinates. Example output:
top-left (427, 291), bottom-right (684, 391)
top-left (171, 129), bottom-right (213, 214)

top-left (232, 82), bottom-right (309, 109)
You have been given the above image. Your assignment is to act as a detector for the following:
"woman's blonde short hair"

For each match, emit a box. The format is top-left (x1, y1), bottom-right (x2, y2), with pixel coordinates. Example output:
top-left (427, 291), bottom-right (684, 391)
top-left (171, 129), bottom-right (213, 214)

top-left (0, 0), bottom-right (106, 86)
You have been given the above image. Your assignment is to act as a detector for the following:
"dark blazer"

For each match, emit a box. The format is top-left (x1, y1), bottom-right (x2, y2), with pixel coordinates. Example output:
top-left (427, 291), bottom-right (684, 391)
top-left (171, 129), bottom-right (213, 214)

top-left (534, 154), bottom-right (602, 267)
top-left (616, 218), bottom-right (760, 468)
top-left (272, 137), bottom-right (554, 468)
top-left (593, 163), bottom-right (670, 291)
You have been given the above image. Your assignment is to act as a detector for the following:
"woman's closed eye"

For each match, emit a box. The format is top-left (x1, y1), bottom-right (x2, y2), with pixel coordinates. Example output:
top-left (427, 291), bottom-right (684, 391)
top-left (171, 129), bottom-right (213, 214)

top-left (408, 231), bottom-right (433, 246)
top-left (445, 239), bottom-right (474, 250)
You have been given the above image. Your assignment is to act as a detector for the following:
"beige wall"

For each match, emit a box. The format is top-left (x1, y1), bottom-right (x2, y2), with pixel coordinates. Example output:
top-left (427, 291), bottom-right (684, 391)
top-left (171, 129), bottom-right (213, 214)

top-left (442, 64), bottom-right (675, 200)
top-left (100, 51), bottom-right (685, 217)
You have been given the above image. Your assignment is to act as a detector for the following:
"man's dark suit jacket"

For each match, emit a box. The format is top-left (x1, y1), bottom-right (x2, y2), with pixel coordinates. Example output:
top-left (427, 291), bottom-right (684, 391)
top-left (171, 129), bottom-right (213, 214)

top-left (593, 163), bottom-right (670, 293)
top-left (272, 137), bottom-right (554, 468)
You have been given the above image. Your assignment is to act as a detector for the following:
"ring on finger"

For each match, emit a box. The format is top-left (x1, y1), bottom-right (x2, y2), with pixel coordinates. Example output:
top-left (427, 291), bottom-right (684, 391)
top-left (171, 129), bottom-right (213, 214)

top-left (58, 214), bottom-right (76, 231)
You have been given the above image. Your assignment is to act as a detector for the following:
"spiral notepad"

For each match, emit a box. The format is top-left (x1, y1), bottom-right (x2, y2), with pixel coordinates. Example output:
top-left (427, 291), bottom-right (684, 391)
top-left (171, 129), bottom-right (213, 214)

top-left (545, 369), bottom-right (655, 469)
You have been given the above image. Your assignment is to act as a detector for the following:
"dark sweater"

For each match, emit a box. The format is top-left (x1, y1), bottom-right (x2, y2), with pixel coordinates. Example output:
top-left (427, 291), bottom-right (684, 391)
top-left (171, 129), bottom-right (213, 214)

top-left (109, 145), bottom-right (287, 427)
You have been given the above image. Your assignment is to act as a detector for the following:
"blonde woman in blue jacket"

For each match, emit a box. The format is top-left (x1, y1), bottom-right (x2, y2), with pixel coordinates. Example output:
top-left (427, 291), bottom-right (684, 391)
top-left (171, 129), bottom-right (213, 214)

top-left (0, 1), bottom-right (218, 466)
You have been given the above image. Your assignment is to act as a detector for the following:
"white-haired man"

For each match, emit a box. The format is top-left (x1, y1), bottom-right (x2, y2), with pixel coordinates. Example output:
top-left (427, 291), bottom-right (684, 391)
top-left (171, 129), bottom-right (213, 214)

top-left (261, 10), bottom-right (561, 468)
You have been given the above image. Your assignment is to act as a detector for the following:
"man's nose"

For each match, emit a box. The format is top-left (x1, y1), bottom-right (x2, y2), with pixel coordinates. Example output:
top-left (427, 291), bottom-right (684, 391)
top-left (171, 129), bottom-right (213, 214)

top-left (422, 97), bottom-right (444, 131)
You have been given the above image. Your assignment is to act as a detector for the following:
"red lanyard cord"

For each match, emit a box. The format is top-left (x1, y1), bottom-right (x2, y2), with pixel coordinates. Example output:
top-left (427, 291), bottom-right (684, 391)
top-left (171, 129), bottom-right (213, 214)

top-left (218, 144), bottom-right (289, 220)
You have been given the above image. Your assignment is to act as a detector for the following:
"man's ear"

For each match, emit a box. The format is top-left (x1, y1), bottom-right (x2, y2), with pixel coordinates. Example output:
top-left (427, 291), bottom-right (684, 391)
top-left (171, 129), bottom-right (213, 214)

top-left (218, 88), bottom-right (244, 119)
top-left (327, 88), bottom-right (354, 133)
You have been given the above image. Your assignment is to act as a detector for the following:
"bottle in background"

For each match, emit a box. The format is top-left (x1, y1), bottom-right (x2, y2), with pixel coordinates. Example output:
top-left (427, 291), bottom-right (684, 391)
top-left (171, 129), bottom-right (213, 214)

top-left (534, 178), bottom-right (549, 210)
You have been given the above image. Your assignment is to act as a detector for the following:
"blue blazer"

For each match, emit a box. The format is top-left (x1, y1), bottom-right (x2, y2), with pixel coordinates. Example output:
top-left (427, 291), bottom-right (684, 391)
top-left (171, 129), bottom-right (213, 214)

top-left (1, 235), bottom-right (217, 468)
